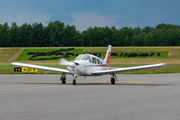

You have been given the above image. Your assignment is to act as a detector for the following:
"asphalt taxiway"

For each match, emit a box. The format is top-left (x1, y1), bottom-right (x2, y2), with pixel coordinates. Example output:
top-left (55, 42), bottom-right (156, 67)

top-left (1, 74), bottom-right (180, 120)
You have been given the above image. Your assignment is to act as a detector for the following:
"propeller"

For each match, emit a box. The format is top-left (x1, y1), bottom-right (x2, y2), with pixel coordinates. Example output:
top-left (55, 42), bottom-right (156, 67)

top-left (59, 58), bottom-right (70, 66)
top-left (59, 58), bottom-right (80, 69)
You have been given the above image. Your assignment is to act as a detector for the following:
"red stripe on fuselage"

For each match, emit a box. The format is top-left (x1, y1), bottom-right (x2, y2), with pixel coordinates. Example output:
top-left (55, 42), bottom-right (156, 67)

top-left (85, 65), bottom-right (110, 67)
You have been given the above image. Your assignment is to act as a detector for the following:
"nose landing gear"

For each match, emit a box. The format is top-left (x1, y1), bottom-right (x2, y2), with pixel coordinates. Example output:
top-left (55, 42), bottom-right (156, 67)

top-left (62, 77), bottom-right (66, 84)
top-left (60, 74), bottom-right (78, 85)
top-left (73, 74), bottom-right (77, 85)
top-left (60, 74), bottom-right (66, 84)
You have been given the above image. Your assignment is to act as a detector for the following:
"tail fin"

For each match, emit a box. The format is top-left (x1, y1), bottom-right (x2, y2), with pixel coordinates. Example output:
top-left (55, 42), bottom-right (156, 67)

top-left (104, 45), bottom-right (112, 66)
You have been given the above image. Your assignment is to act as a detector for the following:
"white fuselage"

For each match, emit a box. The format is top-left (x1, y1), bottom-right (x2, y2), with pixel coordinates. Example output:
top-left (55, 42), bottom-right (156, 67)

top-left (67, 54), bottom-right (110, 76)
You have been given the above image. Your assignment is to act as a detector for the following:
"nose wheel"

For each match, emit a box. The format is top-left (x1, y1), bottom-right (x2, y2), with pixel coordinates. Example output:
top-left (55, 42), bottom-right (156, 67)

top-left (73, 79), bottom-right (77, 85)
top-left (60, 74), bottom-right (66, 84)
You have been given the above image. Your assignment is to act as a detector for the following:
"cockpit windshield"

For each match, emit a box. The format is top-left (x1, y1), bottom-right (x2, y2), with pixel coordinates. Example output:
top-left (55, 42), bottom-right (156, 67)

top-left (74, 54), bottom-right (91, 62)
top-left (74, 54), bottom-right (103, 64)
top-left (81, 55), bottom-right (91, 61)
top-left (75, 55), bottom-right (83, 61)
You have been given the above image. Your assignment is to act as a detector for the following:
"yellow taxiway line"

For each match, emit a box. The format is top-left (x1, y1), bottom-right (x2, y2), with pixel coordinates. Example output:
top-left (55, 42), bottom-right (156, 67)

top-left (0, 85), bottom-right (72, 91)
top-left (132, 77), bottom-right (180, 82)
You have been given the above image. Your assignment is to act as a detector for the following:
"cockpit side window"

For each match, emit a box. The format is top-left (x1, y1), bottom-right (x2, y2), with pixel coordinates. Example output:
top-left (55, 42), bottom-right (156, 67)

top-left (75, 55), bottom-right (83, 61)
top-left (92, 57), bottom-right (96, 64)
top-left (97, 59), bottom-right (100, 64)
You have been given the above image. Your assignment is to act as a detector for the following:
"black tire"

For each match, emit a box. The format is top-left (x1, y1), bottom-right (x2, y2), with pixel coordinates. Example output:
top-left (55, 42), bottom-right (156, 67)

top-left (62, 77), bottom-right (66, 84)
top-left (111, 77), bottom-right (115, 85)
top-left (73, 79), bottom-right (77, 85)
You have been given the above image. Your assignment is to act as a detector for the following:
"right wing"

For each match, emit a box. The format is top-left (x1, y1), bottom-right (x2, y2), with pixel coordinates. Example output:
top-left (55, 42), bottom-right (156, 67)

top-left (92, 63), bottom-right (167, 75)
top-left (11, 62), bottom-right (69, 74)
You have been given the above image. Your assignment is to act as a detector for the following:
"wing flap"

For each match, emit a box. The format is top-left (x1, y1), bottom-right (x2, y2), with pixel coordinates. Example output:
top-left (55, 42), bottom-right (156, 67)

top-left (91, 63), bottom-right (167, 75)
top-left (11, 62), bottom-right (69, 73)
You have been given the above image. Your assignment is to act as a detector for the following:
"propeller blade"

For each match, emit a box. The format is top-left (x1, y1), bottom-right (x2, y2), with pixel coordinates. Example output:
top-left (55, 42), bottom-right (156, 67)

top-left (59, 58), bottom-right (69, 66)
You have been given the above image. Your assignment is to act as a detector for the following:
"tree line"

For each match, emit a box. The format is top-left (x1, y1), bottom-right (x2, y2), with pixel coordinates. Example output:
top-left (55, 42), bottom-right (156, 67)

top-left (0, 21), bottom-right (180, 47)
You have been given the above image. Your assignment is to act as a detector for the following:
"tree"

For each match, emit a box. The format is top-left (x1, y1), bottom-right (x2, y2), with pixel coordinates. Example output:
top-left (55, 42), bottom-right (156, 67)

top-left (8, 22), bottom-right (20, 47)
top-left (142, 26), bottom-right (154, 34)
top-left (0, 21), bottom-right (180, 47)
top-left (132, 27), bottom-right (141, 35)
top-left (46, 22), bottom-right (59, 47)
top-left (31, 22), bottom-right (44, 47)
top-left (0, 24), bottom-right (5, 47)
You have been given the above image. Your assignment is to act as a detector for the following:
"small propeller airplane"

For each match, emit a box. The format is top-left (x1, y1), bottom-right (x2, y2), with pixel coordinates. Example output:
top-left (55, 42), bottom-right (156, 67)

top-left (11, 45), bottom-right (167, 85)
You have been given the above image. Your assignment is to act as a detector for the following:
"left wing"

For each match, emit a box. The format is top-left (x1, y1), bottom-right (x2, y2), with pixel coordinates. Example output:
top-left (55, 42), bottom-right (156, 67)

top-left (11, 62), bottom-right (69, 73)
top-left (91, 63), bottom-right (167, 75)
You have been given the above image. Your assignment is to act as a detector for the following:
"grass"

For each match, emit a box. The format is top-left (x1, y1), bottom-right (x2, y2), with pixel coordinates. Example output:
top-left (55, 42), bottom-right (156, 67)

top-left (17, 48), bottom-right (168, 62)
top-left (1, 46), bottom-right (180, 64)
top-left (17, 48), bottom-right (84, 61)
top-left (111, 51), bottom-right (168, 59)
top-left (0, 49), bottom-right (23, 63)
top-left (1, 46), bottom-right (180, 74)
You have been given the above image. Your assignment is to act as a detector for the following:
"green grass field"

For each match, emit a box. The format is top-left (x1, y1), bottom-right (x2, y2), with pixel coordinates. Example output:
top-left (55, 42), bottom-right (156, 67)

top-left (17, 48), bottom-right (169, 61)
top-left (1, 46), bottom-right (180, 74)
top-left (17, 48), bottom-right (84, 61)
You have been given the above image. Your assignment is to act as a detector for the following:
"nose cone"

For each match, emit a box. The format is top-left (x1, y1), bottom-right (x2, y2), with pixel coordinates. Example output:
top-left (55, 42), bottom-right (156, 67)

top-left (69, 62), bottom-right (76, 68)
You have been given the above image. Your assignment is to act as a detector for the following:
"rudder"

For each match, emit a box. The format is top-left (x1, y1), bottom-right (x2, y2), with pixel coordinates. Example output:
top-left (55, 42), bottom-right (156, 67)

top-left (104, 45), bottom-right (112, 66)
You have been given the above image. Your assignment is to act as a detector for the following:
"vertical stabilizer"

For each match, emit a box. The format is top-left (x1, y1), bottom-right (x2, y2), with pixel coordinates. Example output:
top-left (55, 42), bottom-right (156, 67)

top-left (104, 45), bottom-right (112, 66)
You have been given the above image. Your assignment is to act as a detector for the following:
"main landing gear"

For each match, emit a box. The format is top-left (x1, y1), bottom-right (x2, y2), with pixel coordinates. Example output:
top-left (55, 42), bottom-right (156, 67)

top-left (111, 77), bottom-right (115, 85)
top-left (111, 73), bottom-right (118, 85)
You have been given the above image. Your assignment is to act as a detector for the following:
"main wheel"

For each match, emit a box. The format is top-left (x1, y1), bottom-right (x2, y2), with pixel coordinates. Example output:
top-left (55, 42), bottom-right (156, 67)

top-left (73, 79), bottom-right (77, 85)
top-left (111, 77), bottom-right (115, 85)
top-left (62, 77), bottom-right (66, 84)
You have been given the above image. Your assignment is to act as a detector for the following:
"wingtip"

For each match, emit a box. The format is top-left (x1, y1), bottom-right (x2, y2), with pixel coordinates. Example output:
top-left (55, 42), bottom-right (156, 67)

top-left (160, 63), bottom-right (167, 68)
top-left (11, 62), bottom-right (21, 65)
top-left (11, 62), bottom-right (16, 65)
top-left (163, 63), bottom-right (167, 67)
